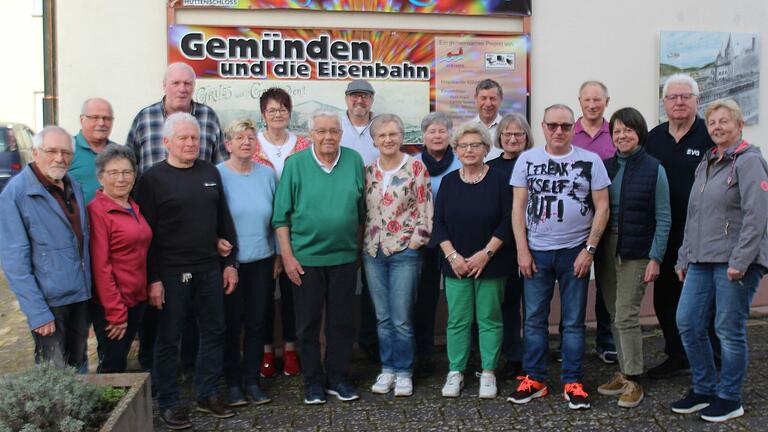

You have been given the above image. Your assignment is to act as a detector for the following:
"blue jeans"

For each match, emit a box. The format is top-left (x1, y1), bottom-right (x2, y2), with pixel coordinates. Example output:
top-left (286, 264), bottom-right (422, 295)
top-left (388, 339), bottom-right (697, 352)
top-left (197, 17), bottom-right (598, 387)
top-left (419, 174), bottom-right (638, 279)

top-left (363, 247), bottom-right (421, 376)
top-left (677, 263), bottom-right (762, 402)
top-left (522, 246), bottom-right (589, 383)
top-left (154, 268), bottom-right (226, 409)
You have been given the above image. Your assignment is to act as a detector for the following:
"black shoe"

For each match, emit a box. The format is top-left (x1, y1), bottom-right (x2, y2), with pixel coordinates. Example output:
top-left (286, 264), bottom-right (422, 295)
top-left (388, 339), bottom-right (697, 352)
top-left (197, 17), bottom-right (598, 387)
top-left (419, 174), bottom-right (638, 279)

top-left (700, 397), bottom-right (744, 422)
top-left (415, 357), bottom-right (435, 379)
top-left (304, 383), bottom-right (327, 405)
top-left (161, 406), bottom-right (192, 430)
top-left (196, 396), bottom-right (236, 419)
top-left (670, 389), bottom-right (712, 414)
top-left (648, 358), bottom-right (690, 379)
top-left (499, 360), bottom-right (522, 380)
top-left (247, 384), bottom-right (272, 405)
top-left (326, 381), bottom-right (360, 401)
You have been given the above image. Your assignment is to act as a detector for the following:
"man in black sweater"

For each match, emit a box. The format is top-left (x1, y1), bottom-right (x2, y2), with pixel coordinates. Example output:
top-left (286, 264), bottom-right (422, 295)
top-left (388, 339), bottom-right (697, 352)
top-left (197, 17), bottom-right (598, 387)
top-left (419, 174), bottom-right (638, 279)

top-left (645, 73), bottom-right (716, 379)
top-left (136, 112), bottom-right (238, 430)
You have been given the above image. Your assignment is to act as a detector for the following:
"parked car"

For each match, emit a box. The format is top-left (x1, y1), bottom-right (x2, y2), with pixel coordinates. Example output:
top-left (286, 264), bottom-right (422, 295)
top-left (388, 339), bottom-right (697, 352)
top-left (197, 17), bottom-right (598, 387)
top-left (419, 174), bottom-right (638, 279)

top-left (0, 122), bottom-right (34, 191)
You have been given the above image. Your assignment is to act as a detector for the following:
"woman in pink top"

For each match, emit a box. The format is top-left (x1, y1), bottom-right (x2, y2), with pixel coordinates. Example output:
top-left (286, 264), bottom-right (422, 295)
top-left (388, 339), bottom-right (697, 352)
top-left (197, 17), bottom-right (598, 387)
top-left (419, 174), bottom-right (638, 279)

top-left (363, 114), bottom-right (433, 397)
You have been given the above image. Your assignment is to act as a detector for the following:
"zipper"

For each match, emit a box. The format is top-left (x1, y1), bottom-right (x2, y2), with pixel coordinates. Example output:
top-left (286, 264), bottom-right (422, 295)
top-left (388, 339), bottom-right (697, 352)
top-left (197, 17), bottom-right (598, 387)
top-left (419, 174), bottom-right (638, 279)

top-left (725, 220), bottom-right (729, 236)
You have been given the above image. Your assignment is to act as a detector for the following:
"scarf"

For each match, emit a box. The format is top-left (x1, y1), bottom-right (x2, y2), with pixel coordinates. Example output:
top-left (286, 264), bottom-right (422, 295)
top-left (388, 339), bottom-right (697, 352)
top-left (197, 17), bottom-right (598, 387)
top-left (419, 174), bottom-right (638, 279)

top-left (421, 146), bottom-right (455, 177)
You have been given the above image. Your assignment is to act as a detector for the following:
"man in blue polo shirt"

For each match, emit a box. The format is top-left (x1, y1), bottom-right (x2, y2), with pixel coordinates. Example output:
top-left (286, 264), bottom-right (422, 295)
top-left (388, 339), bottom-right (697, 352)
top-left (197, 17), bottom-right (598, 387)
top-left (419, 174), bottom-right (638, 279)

top-left (68, 98), bottom-right (117, 203)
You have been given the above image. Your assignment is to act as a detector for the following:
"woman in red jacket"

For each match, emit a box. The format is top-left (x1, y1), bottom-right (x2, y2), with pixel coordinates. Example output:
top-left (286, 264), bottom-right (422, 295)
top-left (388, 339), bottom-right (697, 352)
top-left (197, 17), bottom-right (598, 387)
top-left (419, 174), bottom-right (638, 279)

top-left (88, 144), bottom-right (152, 373)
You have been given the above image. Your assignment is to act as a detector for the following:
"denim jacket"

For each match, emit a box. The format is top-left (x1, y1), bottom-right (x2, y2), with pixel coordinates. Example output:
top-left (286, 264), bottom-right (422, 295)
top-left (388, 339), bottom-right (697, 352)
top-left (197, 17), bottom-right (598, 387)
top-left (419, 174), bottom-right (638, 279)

top-left (0, 166), bottom-right (92, 330)
top-left (676, 142), bottom-right (768, 273)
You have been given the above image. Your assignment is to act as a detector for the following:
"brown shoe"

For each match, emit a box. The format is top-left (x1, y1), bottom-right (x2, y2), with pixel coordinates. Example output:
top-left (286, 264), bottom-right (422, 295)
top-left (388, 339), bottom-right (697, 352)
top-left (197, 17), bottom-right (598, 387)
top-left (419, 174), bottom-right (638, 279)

top-left (161, 406), bottom-right (192, 430)
top-left (597, 372), bottom-right (626, 396)
top-left (197, 396), bottom-right (236, 419)
top-left (618, 380), bottom-right (644, 408)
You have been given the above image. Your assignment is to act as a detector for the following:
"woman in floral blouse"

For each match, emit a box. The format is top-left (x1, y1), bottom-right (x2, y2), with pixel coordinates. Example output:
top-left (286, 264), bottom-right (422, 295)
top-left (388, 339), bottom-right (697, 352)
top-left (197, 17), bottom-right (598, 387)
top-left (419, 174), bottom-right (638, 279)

top-left (363, 113), bottom-right (433, 398)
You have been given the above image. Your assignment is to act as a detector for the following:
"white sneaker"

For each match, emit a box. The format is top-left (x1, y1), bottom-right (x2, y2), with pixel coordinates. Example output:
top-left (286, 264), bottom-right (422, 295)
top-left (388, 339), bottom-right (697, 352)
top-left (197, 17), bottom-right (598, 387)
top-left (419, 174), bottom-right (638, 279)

top-left (394, 376), bottom-right (413, 397)
top-left (477, 372), bottom-right (497, 399)
top-left (441, 371), bottom-right (464, 397)
top-left (371, 373), bottom-right (395, 394)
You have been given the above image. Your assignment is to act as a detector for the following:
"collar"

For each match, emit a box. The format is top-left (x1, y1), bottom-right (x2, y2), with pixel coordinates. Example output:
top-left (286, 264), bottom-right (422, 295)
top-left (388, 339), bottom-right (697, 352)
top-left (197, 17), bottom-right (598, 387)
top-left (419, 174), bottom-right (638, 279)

top-left (29, 161), bottom-right (71, 191)
top-left (311, 144), bottom-right (342, 173)
top-left (93, 189), bottom-right (138, 214)
top-left (74, 131), bottom-right (114, 152)
top-left (473, 113), bottom-right (503, 129)
top-left (574, 117), bottom-right (609, 135)
top-left (160, 96), bottom-right (196, 118)
top-left (709, 139), bottom-right (750, 158)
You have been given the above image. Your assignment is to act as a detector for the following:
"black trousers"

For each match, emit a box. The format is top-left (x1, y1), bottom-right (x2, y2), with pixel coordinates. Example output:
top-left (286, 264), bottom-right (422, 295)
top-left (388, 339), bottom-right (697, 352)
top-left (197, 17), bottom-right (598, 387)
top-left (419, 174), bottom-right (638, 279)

top-left (264, 272), bottom-right (298, 345)
top-left (224, 258), bottom-right (273, 387)
top-left (32, 300), bottom-right (89, 369)
top-left (292, 262), bottom-right (357, 386)
top-left (91, 299), bottom-right (146, 373)
top-left (414, 246), bottom-right (442, 357)
top-left (357, 265), bottom-right (379, 349)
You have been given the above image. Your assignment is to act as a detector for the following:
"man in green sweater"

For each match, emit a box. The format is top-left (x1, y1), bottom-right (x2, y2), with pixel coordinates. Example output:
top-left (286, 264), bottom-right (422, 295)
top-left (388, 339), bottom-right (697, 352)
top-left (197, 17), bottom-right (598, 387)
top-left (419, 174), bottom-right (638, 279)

top-left (272, 109), bottom-right (365, 405)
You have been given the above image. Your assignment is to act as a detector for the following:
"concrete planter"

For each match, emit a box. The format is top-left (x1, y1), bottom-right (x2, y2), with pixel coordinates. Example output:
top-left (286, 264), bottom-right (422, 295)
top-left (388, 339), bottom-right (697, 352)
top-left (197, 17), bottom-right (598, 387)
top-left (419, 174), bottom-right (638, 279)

top-left (80, 373), bottom-right (153, 432)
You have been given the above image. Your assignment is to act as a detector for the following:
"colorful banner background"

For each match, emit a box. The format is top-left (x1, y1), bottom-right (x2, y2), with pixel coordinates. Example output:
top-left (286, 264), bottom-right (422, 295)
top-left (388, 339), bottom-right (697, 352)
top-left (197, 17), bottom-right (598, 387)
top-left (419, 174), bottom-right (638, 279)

top-left (170, 25), bottom-right (529, 143)
top-left (175, 0), bottom-right (531, 16)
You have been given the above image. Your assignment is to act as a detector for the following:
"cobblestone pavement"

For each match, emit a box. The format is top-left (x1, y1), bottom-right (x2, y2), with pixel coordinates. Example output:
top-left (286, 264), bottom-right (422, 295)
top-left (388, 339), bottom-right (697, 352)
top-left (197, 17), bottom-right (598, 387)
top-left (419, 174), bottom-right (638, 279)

top-left (2, 273), bottom-right (768, 431)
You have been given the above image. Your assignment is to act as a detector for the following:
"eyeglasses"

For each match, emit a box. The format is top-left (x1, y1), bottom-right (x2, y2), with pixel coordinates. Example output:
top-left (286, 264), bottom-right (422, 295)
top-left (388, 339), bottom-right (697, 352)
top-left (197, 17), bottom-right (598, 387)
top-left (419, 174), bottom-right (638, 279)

top-left (347, 93), bottom-right (372, 101)
top-left (104, 170), bottom-right (135, 179)
top-left (500, 132), bottom-right (527, 140)
top-left (312, 128), bottom-right (342, 136)
top-left (232, 135), bottom-right (257, 142)
top-left (544, 122), bottom-right (574, 133)
top-left (83, 115), bottom-right (114, 122)
top-left (265, 108), bottom-right (289, 116)
top-left (612, 127), bottom-right (636, 136)
top-left (664, 93), bottom-right (695, 102)
top-left (455, 142), bottom-right (484, 150)
top-left (39, 147), bottom-right (74, 158)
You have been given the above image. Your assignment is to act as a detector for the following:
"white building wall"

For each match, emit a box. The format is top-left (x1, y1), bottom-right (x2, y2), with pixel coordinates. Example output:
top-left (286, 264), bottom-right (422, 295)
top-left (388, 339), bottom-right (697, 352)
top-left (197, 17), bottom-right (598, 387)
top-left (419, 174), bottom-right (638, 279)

top-left (0, 1), bottom-right (44, 130)
top-left (55, 0), bottom-right (766, 151)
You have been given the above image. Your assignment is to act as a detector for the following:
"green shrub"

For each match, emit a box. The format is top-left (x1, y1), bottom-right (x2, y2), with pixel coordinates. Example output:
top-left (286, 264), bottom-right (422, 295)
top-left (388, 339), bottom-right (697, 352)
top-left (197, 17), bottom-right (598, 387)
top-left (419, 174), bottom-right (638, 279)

top-left (0, 364), bottom-right (102, 432)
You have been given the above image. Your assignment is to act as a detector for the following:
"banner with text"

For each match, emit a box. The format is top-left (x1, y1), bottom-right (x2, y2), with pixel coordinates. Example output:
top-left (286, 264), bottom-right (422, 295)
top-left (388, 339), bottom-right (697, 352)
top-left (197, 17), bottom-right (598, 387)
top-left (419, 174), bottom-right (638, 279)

top-left (175, 0), bottom-right (531, 16)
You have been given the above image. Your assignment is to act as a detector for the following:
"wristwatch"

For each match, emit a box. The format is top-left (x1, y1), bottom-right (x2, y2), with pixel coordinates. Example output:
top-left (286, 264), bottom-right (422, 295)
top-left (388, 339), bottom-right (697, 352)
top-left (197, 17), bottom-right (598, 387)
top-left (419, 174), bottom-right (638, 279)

top-left (585, 244), bottom-right (597, 255)
top-left (485, 249), bottom-right (495, 258)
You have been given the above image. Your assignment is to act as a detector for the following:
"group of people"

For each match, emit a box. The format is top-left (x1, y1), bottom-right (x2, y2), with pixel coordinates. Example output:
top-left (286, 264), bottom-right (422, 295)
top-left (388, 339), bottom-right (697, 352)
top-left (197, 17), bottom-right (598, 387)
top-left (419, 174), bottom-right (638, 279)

top-left (0, 61), bottom-right (766, 429)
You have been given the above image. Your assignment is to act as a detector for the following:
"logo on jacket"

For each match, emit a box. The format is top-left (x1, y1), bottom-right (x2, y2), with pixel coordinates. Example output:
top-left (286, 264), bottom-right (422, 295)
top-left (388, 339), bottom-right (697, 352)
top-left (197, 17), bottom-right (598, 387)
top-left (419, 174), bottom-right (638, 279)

top-left (685, 148), bottom-right (701, 157)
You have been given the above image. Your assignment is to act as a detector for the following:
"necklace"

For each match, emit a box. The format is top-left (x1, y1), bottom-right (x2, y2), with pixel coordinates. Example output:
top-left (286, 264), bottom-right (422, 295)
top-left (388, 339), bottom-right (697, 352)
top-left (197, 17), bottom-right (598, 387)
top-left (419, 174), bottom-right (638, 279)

top-left (460, 165), bottom-right (488, 184)
top-left (265, 130), bottom-right (289, 157)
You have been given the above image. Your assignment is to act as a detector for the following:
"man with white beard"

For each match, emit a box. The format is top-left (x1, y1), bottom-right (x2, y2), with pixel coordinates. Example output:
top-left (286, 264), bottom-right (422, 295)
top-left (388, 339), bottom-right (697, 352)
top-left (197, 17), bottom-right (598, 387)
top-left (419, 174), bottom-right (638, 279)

top-left (0, 126), bottom-right (92, 369)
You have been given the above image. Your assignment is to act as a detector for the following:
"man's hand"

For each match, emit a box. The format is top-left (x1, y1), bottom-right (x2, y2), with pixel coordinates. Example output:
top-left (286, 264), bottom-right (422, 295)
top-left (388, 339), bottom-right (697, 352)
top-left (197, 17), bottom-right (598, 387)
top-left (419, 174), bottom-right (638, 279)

top-left (644, 259), bottom-right (661, 283)
top-left (727, 267), bottom-right (744, 281)
top-left (283, 255), bottom-right (305, 286)
top-left (517, 248), bottom-right (537, 279)
top-left (573, 249), bottom-right (593, 278)
top-left (33, 321), bottom-right (56, 336)
top-left (465, 251), bottom-right (491, 279)
top-left (105, 322), bottom-right (128, 340)
top-left (217, 238), bottom-right (233, 257)
top-left (676, 268), bottom-right (687, 282)
top-left (149, 281), bottom-right (165, 310)
top-left (223, 265), bottom-right (238, 295)
top-left (273, 255), bottom-right (284, 279)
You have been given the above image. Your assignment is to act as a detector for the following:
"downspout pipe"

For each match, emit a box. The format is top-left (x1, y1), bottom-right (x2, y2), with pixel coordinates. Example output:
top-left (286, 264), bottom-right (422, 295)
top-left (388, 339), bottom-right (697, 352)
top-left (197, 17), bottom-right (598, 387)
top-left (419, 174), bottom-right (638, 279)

top-left (43, 0), bottom-right (58, 125)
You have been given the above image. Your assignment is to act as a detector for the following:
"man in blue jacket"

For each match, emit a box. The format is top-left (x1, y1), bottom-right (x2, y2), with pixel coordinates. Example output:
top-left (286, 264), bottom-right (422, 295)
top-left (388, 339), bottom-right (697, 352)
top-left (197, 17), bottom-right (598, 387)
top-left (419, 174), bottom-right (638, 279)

top-left (0, 125), bottom-right (92, 369)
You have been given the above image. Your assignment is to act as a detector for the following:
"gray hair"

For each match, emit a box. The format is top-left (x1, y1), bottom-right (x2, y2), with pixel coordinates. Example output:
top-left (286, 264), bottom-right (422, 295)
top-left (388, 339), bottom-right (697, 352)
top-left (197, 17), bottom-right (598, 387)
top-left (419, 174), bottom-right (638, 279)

top-left (32, 125), bottom-right (74, 150)
top-left (475, 78), bottom-right (503, 99)
top-left (450, 122), bottom-right (492, 152)
top-left (163, 112), bottom-right (200, 140)
top-left (80, 97), bottom-right (113, 116)
top-left (495, 113), bottom-right (534, 150)
top-left (578, 80), bottom-right (609, 99)
top-left (420, 112), bottom-right (453, 133)
top-left (543, 104), bottom-right (575, 122)
top-left (95, 143), bottom-right (137, 176)
top-left (163, 62), bottom-right (196, 83)
top-left (662, 73), bottom-right (700, 98)
top-left (308, 109), bottom-right (341, 130)
top-left (370, 114), bottom-right (404, 138)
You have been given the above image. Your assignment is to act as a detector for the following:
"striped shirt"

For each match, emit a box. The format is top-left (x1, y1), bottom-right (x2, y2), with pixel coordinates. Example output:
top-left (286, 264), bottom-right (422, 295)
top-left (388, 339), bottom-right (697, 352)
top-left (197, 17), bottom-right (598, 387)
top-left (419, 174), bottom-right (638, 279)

top-left (125, 98), bottom-right (225, 174)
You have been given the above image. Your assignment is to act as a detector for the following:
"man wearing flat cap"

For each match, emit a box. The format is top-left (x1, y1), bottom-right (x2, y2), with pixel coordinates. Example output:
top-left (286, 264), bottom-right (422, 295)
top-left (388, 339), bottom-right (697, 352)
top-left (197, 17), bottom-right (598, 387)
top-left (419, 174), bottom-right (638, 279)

top-left (340, 79), bottom-right (379, 165)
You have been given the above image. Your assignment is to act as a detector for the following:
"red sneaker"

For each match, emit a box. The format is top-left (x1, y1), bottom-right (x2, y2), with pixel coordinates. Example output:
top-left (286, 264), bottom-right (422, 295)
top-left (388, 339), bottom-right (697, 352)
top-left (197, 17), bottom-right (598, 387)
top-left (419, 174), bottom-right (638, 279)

top-left (260, 352), bottom-right (277, 378)
top-left (283, 350), bottom-right (301, 376)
